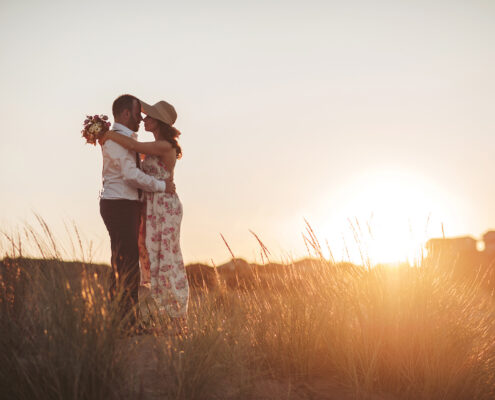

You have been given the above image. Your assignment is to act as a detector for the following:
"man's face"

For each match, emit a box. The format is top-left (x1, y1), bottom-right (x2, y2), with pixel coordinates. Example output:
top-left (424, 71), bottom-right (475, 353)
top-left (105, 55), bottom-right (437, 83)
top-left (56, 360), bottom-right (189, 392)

top-left (127, 99), bottom-right (142, 132)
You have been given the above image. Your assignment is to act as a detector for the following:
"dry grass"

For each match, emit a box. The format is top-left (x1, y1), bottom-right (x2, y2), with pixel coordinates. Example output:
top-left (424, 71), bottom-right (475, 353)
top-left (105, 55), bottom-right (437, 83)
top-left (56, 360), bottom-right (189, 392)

top-left (2, 221), bottom-right (495, 399)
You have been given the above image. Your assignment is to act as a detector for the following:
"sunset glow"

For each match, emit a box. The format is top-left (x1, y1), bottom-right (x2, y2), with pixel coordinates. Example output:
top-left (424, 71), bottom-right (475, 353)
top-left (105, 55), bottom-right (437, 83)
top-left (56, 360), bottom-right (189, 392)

top-left (3, 2), bottom-right (495, 399)
top-left (315, 170), bottom-right (455, 265)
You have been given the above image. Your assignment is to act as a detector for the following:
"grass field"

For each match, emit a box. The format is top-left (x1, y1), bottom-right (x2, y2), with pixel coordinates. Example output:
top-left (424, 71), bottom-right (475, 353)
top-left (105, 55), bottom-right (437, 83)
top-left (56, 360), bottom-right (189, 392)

top-left (2, 229), bottom-right (495, 399)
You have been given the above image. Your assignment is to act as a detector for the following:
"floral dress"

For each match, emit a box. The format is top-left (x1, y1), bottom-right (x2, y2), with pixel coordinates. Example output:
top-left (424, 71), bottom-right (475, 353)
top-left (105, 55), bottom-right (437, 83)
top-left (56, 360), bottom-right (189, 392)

top-left (138, 155), bottom-right (189, 318)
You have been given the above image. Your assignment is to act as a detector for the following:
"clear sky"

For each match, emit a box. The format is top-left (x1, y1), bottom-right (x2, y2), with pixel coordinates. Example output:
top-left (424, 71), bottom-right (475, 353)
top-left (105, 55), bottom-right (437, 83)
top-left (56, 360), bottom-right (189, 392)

top-left (1, 0), bottom-right (494, 265)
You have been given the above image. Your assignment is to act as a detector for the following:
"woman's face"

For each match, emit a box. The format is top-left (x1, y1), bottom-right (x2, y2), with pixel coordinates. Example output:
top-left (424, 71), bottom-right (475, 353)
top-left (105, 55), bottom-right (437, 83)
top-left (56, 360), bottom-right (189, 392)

top-left (143, 116), bottom-right (159, 132)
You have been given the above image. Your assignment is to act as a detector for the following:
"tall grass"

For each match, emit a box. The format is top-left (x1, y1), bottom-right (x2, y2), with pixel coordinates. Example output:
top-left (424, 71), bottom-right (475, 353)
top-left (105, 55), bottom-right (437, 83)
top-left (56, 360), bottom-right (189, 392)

top-left (2, 220), bottom-right (495, 399)
top-left (0, 257), bottom-right (132, 400)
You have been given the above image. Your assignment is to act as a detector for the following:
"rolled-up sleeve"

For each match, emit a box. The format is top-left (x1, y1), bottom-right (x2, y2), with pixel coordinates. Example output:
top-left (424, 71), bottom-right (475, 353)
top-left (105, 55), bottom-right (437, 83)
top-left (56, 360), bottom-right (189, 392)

top-left (120, 155), bottom-right (166, 193)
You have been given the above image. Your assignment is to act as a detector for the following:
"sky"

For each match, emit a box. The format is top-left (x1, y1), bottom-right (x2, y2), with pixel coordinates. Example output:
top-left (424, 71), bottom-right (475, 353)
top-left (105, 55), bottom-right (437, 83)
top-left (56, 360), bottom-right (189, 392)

top-left (0, 0), bottom-right (494, 265)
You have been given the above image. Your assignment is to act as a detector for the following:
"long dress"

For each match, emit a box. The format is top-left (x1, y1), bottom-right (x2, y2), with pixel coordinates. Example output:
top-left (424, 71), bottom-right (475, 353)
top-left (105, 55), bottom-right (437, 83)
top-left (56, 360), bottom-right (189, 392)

top-left (138, 154), bottom-right (189, 318)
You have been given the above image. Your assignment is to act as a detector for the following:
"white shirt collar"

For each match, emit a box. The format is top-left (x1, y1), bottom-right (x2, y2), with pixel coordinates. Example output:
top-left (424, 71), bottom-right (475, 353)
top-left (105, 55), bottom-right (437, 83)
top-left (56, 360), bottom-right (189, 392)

top-left (112, 122), bottom-right (135, 138)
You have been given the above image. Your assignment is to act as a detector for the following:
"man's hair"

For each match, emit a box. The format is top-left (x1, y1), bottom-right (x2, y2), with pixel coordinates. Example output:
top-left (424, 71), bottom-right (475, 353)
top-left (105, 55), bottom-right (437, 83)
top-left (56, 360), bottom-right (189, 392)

top-left (112, 94), bottom-right (139, 118)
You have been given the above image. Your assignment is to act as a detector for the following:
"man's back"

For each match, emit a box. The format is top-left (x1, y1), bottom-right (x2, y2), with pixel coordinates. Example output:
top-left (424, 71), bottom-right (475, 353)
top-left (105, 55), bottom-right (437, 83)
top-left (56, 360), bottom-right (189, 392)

top-left (100, 138), bottom-right (140, 201)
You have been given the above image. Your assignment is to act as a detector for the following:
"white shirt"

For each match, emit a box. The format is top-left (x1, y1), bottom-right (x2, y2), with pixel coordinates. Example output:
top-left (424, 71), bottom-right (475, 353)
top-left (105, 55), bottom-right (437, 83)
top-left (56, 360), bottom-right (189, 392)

top-left (100, 122), bottom-right (166, 200)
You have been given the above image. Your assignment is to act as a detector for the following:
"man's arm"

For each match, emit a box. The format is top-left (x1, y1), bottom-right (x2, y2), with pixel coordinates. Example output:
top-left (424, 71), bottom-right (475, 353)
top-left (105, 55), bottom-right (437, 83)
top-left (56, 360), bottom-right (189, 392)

top-left (106, 141), bottom-right (174, 193)
top-left (121, 156), bottom-right (166, 192)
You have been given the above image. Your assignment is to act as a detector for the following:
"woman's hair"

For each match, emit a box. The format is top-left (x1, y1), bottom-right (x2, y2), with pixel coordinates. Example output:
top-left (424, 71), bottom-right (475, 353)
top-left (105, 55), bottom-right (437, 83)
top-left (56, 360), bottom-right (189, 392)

top-left (156, 119), bottom-right (182, 159)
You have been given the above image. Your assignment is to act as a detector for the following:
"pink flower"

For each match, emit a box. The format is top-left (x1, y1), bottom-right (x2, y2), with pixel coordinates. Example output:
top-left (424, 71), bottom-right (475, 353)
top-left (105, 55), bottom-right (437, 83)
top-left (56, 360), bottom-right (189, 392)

top-left (159, 276), bottom-right (171, 288)
top-left (175, 278), bottom-right (186, 290)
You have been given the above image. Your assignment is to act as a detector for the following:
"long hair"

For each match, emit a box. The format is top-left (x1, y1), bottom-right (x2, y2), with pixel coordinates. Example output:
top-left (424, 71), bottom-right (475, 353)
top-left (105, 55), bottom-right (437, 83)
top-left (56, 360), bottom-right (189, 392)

top-left (156, 120), bottom-right (182, 159)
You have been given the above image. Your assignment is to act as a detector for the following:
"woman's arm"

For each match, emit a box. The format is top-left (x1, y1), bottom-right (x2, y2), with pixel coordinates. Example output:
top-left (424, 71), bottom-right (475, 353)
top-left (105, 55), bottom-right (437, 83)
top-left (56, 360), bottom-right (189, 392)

top-left (104, 130), bottom-right (172, 156)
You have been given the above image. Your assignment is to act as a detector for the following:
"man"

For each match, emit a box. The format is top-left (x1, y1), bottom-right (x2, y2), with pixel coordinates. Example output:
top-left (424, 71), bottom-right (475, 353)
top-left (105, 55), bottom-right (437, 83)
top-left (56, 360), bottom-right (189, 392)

top-left (99, 94), bottom-right (175, 327)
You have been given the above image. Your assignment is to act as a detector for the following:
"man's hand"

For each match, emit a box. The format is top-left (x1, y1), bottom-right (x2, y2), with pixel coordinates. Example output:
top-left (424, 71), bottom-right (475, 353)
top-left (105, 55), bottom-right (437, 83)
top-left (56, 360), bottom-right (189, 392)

top-left (165, 178), bottom-right (176, 194)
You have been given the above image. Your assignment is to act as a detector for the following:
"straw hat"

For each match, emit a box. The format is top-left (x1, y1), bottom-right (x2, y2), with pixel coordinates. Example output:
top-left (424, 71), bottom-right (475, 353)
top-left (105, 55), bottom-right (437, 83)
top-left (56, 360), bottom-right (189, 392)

top-left (139, 99), bottom-right (177, 126)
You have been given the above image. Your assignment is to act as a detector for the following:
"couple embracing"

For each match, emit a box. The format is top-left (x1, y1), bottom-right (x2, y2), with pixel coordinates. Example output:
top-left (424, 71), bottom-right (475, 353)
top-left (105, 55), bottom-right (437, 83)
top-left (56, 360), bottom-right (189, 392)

top-left (99, 94), bottom-right (189, 334)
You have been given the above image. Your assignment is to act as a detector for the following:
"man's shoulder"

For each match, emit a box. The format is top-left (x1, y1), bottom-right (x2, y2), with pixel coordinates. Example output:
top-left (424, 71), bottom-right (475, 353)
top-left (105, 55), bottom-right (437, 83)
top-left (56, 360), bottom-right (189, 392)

top-left (102, 140), bottom-right (132, 157)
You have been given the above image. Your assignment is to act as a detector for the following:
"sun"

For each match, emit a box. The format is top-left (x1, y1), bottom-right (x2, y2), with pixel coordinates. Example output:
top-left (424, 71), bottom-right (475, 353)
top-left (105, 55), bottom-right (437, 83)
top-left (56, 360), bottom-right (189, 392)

top-left (318, 169), bottom-right (455, 266)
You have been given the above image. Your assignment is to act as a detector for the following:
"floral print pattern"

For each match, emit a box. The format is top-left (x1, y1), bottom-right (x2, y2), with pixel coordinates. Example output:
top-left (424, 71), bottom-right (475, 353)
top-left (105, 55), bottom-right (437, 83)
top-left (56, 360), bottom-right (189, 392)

top-left (138, 155), bottom-right (189, 317)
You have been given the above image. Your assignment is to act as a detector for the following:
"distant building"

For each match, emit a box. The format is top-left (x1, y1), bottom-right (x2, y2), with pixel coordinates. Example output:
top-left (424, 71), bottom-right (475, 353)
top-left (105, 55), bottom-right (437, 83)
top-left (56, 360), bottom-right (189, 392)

top-left (426, 237), bottom-right (477, 257)
top-left (482, 231), bottom-right (495, 255)
top-left (425, 231), bottom-right (495, 273)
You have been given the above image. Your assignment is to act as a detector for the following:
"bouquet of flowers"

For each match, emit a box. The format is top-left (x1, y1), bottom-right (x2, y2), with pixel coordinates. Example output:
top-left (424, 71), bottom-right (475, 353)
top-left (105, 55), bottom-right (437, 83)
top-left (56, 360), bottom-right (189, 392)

top-left (81, 114), bottom-right (111, 145)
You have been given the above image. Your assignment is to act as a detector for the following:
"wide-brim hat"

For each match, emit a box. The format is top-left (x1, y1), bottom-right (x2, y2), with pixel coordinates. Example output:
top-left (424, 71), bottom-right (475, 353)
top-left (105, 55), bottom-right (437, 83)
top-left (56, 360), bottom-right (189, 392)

top-left (139, 99), bottom-right (177, 126)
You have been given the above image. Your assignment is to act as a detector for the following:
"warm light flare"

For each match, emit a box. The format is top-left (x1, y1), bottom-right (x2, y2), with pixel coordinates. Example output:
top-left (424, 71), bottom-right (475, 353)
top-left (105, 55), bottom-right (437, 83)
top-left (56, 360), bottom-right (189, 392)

top-left (318, 170), bottom-right (456, 265)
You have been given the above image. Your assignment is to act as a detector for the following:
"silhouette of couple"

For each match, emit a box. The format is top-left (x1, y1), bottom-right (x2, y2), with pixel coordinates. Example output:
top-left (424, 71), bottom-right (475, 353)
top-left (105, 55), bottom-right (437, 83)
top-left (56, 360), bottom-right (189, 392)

top-left (99, 94), bottom-right (188, 334)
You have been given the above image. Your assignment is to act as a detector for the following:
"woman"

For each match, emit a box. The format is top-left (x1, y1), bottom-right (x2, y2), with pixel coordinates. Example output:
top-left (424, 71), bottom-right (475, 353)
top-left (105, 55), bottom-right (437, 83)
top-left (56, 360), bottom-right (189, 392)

top-left (102, 100), bottom-right (189, 332)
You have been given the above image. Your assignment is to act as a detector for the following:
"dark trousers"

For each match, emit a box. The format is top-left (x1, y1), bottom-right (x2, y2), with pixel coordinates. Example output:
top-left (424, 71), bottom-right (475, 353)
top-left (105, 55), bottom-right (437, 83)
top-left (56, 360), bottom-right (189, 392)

top-left (100, 199), bottom-right (142, 324)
